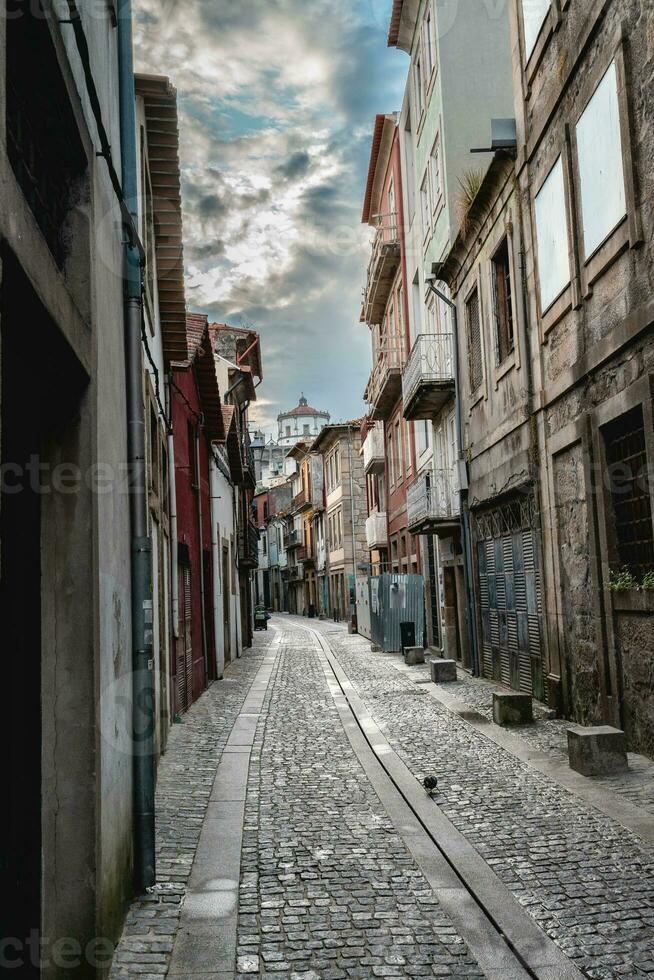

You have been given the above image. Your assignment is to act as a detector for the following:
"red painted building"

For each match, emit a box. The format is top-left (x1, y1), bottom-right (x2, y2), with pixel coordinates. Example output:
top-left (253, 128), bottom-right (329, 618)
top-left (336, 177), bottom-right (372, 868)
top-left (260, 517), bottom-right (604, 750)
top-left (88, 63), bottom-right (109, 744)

top-left (361, 114), bottom-right (420, 575)
top-left (170, 314), bottom-right (224, 714)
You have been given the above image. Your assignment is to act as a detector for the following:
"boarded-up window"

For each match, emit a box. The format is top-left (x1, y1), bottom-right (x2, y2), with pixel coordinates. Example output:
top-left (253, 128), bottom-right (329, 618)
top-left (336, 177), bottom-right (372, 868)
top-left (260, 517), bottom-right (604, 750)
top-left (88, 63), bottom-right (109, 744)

top-left (521, 0), bottom-right (550, 59)
top-left (466, 287), bottom-right (483, 393)
top-left (576, 60), bottom-right (626, 258)
top-left (534, 156), bottom-right (569, 312)
top-left (492, 238), bottom-right (514, 364)
top-left (603, 405), bottom-right (654, 577)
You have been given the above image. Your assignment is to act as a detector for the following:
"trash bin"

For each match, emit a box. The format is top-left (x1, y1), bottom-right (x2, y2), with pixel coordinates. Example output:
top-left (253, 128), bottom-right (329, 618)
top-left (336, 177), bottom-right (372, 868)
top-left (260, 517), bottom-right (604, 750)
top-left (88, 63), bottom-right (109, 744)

top-left (400, 621), bottom-right (415, 655)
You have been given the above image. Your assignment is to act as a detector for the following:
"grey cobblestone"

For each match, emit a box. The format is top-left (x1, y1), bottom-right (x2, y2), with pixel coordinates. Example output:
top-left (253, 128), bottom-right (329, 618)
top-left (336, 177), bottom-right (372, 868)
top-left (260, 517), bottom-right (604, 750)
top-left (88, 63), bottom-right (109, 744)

top-left (313, 621), bottom-right (654, 980)
top-left (239, 628), bottom-right (484, 979)
top-left (400, 649), bottom-right (654, 814)
top-left (109, 639), bottom-right (271, 978)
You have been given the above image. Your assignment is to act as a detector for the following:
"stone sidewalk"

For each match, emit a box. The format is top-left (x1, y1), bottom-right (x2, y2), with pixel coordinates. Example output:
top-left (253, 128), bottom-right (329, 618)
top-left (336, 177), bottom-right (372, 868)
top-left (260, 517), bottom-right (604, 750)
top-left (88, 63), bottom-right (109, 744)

top-left (108, 616), bottom-right (654, 980)
top-left (296, 617), bottom-right (654, 980)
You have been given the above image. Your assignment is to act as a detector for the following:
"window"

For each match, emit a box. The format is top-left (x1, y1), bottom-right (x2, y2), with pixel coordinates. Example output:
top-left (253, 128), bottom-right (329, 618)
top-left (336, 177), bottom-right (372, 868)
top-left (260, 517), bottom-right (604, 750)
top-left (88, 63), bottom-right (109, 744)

top-left (416, 420), bottom-right (431, 456)
top-left (426, 293), bottom-right (439, 335)
top-left (397, 285), bottom-right (404, 339)
top-left (420, 174), bottom-right (430, 238)
top-left (423, 6), bottom-right (435, 77)
top-left (414, 57), bottom-right (424, 118)
top-left (387, 178), bottom-right (396, 227)
top-left (492, 237), bottom-right (514, 364)
top-left (603, 406), bottom-right (654, 578)
top-left (576, 61), bottom-right (626, 258)
top-left (286, 426), bottom-right (291, 437)
top-left (465, 287), bottom-right (483, 393)
top-left (429, 136), bottom-right (441, 211)
top-left (534, 156), bottom-right (570, 312)
top-left (303, 424), bottom-right (310, 435)
top-left (521, 0), bottom-right (550, 59)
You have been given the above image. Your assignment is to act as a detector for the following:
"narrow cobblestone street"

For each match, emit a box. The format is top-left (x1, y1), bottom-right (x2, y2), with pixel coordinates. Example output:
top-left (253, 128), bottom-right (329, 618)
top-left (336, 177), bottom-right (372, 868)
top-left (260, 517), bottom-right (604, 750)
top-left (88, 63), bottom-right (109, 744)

top-left (111, 618), bottom-right (654, 980)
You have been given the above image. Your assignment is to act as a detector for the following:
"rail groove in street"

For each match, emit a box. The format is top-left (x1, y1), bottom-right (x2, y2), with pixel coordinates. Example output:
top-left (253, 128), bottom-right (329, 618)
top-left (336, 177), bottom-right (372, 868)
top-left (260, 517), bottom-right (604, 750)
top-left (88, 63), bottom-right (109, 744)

top-left (287, 618), bottom-right (585, 980)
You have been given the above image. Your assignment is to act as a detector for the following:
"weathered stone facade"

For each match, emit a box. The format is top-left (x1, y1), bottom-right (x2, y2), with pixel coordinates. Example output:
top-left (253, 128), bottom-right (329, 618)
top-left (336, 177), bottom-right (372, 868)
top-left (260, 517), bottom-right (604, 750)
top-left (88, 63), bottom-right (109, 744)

top-left (508, 0), bottom-right (654, 748)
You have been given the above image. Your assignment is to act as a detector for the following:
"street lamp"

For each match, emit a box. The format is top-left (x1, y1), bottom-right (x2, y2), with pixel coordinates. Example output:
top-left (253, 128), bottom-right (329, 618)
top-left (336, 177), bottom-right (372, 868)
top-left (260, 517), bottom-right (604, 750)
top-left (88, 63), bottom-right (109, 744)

top-left (424, 272), bottom-right (481, 678)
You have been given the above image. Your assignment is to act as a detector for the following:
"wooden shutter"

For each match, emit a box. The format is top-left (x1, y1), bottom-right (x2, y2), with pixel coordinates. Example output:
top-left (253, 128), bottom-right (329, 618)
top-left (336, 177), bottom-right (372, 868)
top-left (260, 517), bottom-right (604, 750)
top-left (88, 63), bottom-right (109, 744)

top-left (466, 287), bottom-right (483, 392)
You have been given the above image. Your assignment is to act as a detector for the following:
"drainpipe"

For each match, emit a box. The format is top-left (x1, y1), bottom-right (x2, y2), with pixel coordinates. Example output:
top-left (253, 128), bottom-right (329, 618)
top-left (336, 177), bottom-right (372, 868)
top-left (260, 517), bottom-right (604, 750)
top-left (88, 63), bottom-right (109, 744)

top-left (195, 420), bottom-right (209, 687)
top-left (210, 455), bottom-right (225, 679)
top-left (166, 374), bottom-right (179, 640)
top-left (117, 0), bottom-right (155, 891)
top-left (426, 279), bottom-right (481, 677)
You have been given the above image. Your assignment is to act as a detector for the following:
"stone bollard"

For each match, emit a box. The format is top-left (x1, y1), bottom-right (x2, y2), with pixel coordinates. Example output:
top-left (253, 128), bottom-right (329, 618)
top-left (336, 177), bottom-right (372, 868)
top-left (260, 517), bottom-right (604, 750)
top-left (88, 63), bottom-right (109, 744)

top-left (429, 658), bottom-right (457, 683)
top-left (492, 692), bottom-right (533, 725)
top-left (404, 646), bottom-right (425, 666)
top-left (567, 726), bottom-right (628, 776)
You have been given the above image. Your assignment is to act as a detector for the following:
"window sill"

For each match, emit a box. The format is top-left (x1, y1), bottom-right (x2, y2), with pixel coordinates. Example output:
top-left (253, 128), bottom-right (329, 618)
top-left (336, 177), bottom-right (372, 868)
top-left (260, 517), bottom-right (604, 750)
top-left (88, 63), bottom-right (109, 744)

top-left (540, 282), bottom-right (573, 338)
top-left (611, 589), bottom-right (654, 614)
top-left (582, 216), bottom-right (629, 298)
top-left (468, 387), bottom-right (484, 412)
top-left (523, 7), bottom-right (555, 90)
top-left (494, 351), bottom-right (516, 387)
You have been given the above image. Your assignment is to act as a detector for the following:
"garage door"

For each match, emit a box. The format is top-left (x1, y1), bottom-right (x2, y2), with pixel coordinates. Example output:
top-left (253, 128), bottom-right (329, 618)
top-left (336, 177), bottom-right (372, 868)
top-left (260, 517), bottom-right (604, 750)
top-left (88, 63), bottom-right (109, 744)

top-left (475, 497), bottom-right (545, 702)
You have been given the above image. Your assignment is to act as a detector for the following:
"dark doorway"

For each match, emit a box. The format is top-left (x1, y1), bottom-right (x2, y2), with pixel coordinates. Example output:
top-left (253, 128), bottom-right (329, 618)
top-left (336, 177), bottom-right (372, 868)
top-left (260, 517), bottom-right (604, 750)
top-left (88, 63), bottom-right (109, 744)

top-left (0, 251), bottom-right (87, 971)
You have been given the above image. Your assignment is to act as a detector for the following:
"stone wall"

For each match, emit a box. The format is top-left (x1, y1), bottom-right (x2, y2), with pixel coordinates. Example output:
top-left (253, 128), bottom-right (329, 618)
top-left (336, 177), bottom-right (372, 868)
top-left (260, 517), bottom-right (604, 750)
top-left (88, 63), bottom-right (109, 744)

top-left (613, 593), bottom-right (654, 756)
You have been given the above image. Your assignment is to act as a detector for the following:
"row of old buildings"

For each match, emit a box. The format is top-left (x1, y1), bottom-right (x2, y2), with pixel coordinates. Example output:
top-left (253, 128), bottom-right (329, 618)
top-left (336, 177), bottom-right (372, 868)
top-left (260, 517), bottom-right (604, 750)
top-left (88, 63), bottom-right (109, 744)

top-left (251, 398), bottom-right (369, 623)
top-left (1, 4), bottom-right (263, 972)
top-left (353, 0), bottom-right (654, 758)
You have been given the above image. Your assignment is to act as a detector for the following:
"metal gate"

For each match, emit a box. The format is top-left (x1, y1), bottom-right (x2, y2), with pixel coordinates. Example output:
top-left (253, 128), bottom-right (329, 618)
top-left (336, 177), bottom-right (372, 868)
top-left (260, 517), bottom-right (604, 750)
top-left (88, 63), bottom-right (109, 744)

top-left (475, 495), bottom-right (544, 701)
top-left (176, 564), bottom-right (193, 713)
top-left (369, 573), bottom-right (425, 652)
top-left (356, 576), bottom-right (372, 640)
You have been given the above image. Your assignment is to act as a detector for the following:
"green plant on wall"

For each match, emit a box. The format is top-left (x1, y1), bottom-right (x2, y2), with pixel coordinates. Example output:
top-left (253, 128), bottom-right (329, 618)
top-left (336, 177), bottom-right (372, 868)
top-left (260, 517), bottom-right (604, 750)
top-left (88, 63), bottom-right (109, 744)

top-left (609, 567), bottom-right (654, 590)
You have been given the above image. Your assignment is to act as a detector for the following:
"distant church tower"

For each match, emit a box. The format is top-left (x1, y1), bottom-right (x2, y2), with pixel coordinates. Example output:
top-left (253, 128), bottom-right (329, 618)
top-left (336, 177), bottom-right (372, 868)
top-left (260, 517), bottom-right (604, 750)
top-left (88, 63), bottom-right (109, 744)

top-left (277, 394), bottom-right (330, 447)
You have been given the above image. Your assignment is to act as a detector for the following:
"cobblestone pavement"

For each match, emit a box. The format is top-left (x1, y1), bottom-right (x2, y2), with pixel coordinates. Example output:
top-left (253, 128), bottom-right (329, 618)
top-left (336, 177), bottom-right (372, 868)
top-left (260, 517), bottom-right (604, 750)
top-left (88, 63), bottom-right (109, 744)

top-left (110, 638), bottom-right (271, 980)
top-left (237, 626), bottom-right (485, 979)
top-left (390, 649), bottom-right (654, 815)
top-left (298, 618), bottom-right (654, 980)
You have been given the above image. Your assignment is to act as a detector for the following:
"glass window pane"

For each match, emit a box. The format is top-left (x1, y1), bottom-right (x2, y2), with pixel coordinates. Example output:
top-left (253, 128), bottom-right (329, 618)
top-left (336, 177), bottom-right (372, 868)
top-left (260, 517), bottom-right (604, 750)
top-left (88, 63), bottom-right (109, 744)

top-left (522, 0), bottom-right (550, 58)
top-left (576, 60), bottom-right (626, 258)
top-left (534, 156), bottom-right (570, 312)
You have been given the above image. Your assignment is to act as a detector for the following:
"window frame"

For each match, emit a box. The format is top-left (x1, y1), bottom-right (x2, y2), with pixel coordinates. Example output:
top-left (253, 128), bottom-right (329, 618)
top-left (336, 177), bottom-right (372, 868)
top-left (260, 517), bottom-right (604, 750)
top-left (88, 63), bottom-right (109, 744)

top-left (569, 42), bottom-right (642, 298)
top-left (491, 234), bottom-right (515, 368)
top-left (464, 281), bottom-right (484, 398)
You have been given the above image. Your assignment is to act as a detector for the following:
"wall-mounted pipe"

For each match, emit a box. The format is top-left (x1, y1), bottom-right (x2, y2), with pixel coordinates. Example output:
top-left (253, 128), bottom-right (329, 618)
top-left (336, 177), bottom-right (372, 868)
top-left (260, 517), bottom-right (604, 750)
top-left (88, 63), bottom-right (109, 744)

top-left (117, 0), bottom-right (155, 891)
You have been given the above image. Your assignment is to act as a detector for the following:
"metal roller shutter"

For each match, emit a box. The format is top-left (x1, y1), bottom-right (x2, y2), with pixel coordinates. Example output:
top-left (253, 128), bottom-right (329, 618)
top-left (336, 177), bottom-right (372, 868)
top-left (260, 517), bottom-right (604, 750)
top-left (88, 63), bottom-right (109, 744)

top-left (474, 494), bottom-right (545, 702)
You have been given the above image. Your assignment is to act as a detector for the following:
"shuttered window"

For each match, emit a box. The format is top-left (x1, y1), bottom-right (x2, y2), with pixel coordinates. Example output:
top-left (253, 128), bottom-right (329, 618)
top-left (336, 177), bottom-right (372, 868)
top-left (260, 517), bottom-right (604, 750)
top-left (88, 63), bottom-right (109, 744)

top-left (603, 405), bottom-right (654, 577)
top-left (466, 287), bottom-right (483, 393)
top-left (492, 238), bottom-right (514, 364)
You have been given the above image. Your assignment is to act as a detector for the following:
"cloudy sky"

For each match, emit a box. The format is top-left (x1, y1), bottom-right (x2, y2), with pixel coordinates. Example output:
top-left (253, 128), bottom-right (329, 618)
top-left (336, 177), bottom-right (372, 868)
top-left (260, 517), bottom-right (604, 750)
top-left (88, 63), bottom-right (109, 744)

top-left (134, 0), bottom-right (408, 436)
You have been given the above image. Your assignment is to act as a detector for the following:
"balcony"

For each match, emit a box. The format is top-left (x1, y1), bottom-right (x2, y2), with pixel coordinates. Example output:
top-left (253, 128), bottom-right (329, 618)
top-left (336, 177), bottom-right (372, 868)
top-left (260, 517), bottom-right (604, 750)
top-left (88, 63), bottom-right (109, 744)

top-left (286, 529), bottom-right (303, 550)
top-left (402, 334), bottom-right (455, 420)
top-left (241, 431), bottom-right (256, 490)
top-left (238, 521), bottom-right (259, 568)
top-left (363, 423), bottom-right (385, 475)
top-left (407, 469), bottom-right (460, 536)
top-left (362, 213), bottom-right (401, 326)
top-left (293, 487), bottom-right (312, 512)
top-left (365, 342), bottom-right (406, 422)
top-left (365, 511), bottom-right (388, 550)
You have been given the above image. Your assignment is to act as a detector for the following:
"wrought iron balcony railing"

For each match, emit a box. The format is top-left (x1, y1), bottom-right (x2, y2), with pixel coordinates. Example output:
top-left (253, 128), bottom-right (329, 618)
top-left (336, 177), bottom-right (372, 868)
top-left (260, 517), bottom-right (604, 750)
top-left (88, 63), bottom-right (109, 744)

top-left (365, 341), bottom-right (406, 422)
top-left (362, 212), bottom-right (401, 326)
top-left (365, 511), bottom-right (388, 550)
top-left (402, 333), bottom-right (455, 420)
top-left (238, 520), bottom-right (259, 568)
top-left (407, 469), bottom-right (459, 534)
top-left (362, 422), bottom-right (385, 475)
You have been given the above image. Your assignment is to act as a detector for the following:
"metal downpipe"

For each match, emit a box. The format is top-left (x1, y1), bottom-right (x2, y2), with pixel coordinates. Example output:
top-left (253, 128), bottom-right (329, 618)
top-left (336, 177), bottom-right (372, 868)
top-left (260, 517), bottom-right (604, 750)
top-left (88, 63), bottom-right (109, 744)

top-left (118, 0), bottom-right (156, 891)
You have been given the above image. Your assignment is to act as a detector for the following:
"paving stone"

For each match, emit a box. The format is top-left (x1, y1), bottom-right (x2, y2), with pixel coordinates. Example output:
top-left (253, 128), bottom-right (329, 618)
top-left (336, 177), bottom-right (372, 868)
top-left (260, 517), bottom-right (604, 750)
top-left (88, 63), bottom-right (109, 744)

top-left (318, 620), bottom-right (654, 980)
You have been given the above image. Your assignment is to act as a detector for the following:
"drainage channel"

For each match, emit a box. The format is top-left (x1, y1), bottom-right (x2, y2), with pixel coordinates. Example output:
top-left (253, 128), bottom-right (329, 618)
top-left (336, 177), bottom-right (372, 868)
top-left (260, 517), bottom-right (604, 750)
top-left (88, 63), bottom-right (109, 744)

top-left (288, 619), bottom-right (584, 980)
